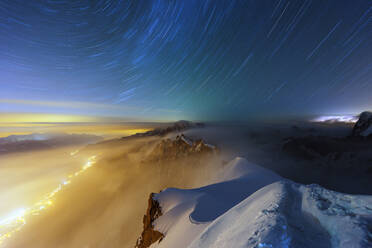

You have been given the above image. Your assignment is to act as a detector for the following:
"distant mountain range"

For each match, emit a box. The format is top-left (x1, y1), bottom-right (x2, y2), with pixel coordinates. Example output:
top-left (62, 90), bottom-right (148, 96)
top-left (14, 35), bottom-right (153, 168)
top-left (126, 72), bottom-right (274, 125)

top-left (0, 133), bottom-right (103, 154)
top-left (124, 120), bottom-right (205, 138)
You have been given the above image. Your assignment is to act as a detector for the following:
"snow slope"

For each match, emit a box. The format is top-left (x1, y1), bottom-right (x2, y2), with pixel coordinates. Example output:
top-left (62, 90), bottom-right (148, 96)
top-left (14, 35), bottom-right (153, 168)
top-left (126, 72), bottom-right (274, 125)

top-left (148, 158), bottom-right (372, 248)
top-left (149, 157), bottom-right (281, 248)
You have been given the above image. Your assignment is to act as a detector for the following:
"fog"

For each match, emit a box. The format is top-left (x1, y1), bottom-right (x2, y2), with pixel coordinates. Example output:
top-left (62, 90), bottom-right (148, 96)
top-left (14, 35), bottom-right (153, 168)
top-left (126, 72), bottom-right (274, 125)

top-left (2, 136), bottom-right (222, 248)
top-left (0, 145), bottom-right (90, 220)
top-left (181, 123), bottom-right (371, 194)
top-left (1, 121), bottom-right (361, 247)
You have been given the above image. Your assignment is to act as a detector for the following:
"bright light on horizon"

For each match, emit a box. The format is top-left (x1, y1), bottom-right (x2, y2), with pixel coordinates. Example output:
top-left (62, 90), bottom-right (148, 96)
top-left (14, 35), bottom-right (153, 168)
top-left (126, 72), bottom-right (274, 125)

top-left (311, 115), bottom-right (358, 123)
top-left (0, 115), bottom-right (154, 138)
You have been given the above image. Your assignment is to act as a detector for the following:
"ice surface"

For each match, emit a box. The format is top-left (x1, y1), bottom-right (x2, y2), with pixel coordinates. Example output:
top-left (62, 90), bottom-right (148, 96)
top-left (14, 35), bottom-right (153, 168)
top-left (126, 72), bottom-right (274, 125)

top-left (149, 157), bottom-right (372, 248)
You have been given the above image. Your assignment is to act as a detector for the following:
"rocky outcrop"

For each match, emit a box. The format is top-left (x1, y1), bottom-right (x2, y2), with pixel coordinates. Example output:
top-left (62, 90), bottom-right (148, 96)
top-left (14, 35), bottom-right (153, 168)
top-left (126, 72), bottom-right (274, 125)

top-left (145, 134), bottom-right (217, 162)
top-left (134, 135), bottom-right (218, 247)
top-left (352, 111), bottom-right (372, 136)
top-left (135, 193), bottom-right (164, 248)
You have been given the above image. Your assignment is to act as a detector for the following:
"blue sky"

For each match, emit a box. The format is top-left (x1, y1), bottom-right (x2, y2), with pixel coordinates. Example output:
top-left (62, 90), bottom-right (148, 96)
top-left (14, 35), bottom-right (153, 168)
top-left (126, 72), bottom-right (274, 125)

top-left (1, 0), bottom-right (372, 121)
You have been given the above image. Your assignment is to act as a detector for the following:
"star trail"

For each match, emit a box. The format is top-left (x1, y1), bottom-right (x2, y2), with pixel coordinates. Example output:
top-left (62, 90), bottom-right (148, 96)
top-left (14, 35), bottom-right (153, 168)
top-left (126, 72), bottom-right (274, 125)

top-left (1, 0), bottom-right (372, 121)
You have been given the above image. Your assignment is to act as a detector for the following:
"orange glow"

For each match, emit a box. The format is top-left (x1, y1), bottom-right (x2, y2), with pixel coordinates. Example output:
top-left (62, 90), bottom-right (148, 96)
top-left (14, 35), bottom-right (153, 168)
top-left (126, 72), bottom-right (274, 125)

top-left (0, 113), bottom-right (99, 123)
top-left (0, 113), bottom-right (155, 138)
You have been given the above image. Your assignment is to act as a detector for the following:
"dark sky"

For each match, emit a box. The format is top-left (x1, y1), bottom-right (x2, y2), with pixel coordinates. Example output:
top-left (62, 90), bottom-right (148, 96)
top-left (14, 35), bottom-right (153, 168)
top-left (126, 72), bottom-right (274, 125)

top-left (1, 0), bottom-right (372, 121)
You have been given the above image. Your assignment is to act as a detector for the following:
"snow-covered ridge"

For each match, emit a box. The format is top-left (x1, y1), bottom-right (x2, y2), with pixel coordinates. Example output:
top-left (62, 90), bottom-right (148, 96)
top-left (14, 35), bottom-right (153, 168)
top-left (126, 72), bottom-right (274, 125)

top-left (190, 181), bottom-right (372, 248)
top-left (136, 158), bottom-right (372, 248)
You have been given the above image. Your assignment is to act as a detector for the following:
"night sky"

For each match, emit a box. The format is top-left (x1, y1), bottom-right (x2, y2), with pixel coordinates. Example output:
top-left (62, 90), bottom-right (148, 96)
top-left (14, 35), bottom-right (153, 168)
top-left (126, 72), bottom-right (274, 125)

top-left (1, 0), bottom-right (372, 121)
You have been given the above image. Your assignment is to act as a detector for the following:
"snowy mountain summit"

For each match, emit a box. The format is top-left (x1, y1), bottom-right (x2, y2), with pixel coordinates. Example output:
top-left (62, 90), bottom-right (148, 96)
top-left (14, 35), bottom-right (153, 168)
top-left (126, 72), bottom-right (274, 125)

top-left (136, 158), bottom-right (372, 248)
top-left (352, 111), bottom-right (372, 137)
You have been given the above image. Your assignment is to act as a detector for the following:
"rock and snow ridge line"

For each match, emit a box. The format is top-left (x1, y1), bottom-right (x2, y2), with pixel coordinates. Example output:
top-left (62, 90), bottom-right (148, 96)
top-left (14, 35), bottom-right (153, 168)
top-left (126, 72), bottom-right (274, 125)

top-left (144, 134), bottom-right (218, 162)
top-left (125, 120), bottom-right (205, 139)
top-left (136, 157), bottom-right (372, 248)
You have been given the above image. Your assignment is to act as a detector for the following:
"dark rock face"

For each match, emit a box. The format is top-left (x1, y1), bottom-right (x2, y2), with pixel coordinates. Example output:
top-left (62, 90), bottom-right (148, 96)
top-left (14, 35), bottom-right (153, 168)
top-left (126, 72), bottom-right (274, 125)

top-left (352, 111), bottom-right (372, 136)
top-left (135, 193), bottom-right (164, 248)
top-left (283, 135), bottom-right (370, 160)
top-left (282, 136), bottom-right (348, 160)
top-left (282, 135), bottom-right (372, 174)
top-left (145, 134), bottom-right (217, 162)
top-left (281, 122), bottom-right (372, 194)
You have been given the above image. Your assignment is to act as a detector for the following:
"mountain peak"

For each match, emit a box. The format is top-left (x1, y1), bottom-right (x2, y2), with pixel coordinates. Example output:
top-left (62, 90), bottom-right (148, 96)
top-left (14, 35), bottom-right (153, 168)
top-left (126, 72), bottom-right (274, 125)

top-left (352, 111), bottom-right (372, 136)
top-left (145, 134), bottom-right (217, 162)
